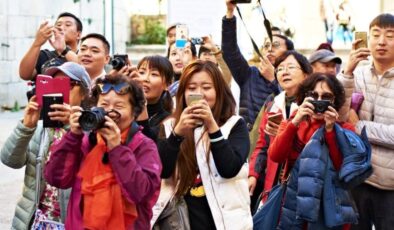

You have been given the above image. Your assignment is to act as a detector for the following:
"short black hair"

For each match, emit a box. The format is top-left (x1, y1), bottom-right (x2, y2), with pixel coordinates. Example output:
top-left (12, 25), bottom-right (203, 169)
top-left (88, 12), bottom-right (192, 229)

top-left (274, 50), bottom-right (312, 74)
top-left (273, 34), bottom-right (294, 51)
top-left (296, 73), bottom-right (345, 111)
top-left (369, 13), bottom-right (394, 29)
top-left (81, 33), bottom-right (110, 54)
top-left (57, 12), bottom-right (83, 32)
top-left (198, 46), bottom-right (211, 58)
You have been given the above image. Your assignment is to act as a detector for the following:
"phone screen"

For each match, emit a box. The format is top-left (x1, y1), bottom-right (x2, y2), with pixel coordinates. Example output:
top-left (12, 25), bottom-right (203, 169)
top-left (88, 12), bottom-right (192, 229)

top-left (354, 31), bottom-right (367, 49)
top-left (186, 94), bottom-right (203, 106)
top-left (42, 93), bottom-right (63, 128)
top-left (267, 113), bottom-right (283, 124)
top-left (175, 24), bottom-right (189, 48)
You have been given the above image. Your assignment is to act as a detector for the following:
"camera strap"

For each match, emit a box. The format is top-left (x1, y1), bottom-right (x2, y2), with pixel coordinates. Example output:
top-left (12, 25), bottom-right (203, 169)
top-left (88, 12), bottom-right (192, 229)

top-left (235, 2), bottom-right (272, 58)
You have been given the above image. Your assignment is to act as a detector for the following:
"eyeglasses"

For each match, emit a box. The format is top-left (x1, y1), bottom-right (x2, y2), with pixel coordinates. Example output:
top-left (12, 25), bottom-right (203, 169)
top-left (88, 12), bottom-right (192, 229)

top-left (70, 81), bottom-right (80, 88)
top-left (306, 91), bottom-right (335, 102)
top-left (263, 41), bottom-right (281, 50)
top-left (276, 65), bottom-right (301, 74)
top-left (97, 82), bottom-right (129, 95)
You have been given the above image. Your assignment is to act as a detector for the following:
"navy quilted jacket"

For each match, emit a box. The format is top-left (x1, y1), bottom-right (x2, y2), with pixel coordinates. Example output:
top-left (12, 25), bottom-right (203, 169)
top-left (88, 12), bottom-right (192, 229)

top-left (221, 16), bottom-right (279, 129)
top-left (278, 124), bottom-right (372, 229)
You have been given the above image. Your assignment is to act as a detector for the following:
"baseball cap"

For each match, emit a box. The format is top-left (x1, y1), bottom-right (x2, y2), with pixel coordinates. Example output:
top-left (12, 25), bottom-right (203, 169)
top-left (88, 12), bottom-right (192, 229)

top-left (308, 49), bottom-right (342, 65)
top-left (45, 62), bottom-right (91, 89)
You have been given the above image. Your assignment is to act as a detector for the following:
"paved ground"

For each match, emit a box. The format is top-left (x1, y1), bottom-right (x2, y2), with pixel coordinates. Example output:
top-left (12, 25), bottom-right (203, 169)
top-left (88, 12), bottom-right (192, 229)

top-left (0, 110), bottom-right (25, 229)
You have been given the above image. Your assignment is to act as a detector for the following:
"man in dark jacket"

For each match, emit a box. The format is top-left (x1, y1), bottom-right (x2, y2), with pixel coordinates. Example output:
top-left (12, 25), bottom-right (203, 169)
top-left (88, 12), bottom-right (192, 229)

top-left (222, 0), bottom-right (294, 130)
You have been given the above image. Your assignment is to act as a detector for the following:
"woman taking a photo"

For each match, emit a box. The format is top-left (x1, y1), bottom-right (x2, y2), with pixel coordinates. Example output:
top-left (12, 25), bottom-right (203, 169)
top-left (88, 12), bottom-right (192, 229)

top-left (152, 61), bottom-right (252, 229)
top-left (269, 73), bottom-right (369, 229)
top-left (44, 75), bottom-right (162, 230)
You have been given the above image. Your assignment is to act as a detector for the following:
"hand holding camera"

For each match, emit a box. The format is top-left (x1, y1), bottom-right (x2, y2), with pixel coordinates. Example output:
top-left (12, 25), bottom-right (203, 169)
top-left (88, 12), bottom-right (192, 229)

top-left (23, 96), bottom-right (41, 129)
top-left (34, 20), bottom-right (54, 47)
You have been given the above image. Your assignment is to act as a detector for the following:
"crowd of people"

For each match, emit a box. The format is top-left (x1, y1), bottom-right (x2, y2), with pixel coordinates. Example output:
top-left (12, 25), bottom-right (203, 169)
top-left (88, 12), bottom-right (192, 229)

top-left (1, 0), bottom-right (393, 229)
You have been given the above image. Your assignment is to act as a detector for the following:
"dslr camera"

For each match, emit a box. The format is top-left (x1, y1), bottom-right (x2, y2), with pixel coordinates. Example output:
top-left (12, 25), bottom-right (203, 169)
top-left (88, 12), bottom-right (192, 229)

top-left (79, 107), bottom-right (107, 131)
top-left (310, 100), bottom-right (331, 114)
top-left (111, 54), bottom-right (129, 71)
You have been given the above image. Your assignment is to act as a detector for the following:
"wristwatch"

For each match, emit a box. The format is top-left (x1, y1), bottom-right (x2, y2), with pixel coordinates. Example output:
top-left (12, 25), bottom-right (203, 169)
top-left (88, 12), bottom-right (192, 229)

top-left (60, 46), bottom-right (71, 57)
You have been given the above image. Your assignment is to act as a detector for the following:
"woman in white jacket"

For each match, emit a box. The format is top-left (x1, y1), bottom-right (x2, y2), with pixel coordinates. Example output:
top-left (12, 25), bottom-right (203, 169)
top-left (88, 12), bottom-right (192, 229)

top-left (153, 61), bottom-right (252, 229)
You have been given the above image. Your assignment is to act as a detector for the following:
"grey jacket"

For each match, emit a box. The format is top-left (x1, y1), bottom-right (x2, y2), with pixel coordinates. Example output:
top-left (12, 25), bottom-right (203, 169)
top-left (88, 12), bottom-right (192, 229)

top-left (0, 121), bottom-right (69, 230)
top-left (338, 65), bottom-right (394, 190)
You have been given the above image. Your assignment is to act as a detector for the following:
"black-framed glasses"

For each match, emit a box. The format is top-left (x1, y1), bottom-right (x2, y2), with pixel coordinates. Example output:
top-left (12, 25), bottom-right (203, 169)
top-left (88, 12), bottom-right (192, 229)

top-left (97, 82), bottom-right (129, 95)
top-left (275, 65), bottom-right (301, 74)
top-left (306, 91), bottom-right (335, 102)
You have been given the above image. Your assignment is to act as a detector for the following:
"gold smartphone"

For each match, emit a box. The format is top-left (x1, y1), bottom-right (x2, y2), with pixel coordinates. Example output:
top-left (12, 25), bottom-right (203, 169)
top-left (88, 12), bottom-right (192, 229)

top-left (186, 93), bottom-right (203, 106)
top-left (354, 31), bottom-right (368, 49)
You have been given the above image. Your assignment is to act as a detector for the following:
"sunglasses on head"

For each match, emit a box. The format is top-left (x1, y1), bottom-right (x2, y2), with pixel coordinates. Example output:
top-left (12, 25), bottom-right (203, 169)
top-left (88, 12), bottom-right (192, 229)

top-left (306, 91), bottom-right (335, 102)
top-left (97, 82), bottom-right (129, 95)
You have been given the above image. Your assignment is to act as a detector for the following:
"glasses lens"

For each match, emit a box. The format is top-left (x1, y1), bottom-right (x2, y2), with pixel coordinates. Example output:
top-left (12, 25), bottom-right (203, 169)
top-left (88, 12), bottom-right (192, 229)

top-left (321, 93), bottom-right (335, 101)
top-left (98, 83), bottom-right (112, 94)
top-left (272, 41), bottom-right (281, 48)
top-left (307, 91), bottom-right (319, 100)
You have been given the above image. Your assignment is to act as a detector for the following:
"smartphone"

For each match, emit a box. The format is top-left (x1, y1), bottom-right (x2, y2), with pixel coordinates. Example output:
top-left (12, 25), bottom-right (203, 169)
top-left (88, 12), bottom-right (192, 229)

top-left (35, 75), bottom-right (70, 107)
top-left (186, 93), bottom-right (203, 106)
top-left (354, 31), bottom-right (368, 49)
top-left (42, 93), bottom-right (63, 128)
top-left (267, 113), bottom-right (283, 125)
top-left (175, 24), bottom-right (189, 48)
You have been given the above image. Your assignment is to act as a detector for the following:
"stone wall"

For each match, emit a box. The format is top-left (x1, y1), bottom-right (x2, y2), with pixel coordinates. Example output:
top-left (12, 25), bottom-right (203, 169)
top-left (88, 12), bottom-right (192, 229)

top-left (0, 0), bottom-right (129, 109)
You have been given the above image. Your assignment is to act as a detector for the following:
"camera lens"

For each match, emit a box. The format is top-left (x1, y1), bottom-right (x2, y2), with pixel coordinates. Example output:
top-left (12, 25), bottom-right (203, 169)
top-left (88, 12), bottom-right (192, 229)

top-left (111, 57), bottom-right (125, 70)
top-left (79, 107), bottom-right (106, 131)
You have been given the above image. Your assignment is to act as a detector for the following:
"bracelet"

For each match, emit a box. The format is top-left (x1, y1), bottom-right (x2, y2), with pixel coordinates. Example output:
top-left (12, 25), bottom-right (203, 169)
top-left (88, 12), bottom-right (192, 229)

top-left (171, 130), bottom-right (184, 142)
top-left (60, 46), bottom-right (71, 57)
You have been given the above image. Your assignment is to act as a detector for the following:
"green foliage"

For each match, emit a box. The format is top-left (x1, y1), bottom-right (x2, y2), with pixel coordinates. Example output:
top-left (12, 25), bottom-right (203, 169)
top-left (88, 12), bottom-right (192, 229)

top-left (131, 18), bottom-right (166, 45)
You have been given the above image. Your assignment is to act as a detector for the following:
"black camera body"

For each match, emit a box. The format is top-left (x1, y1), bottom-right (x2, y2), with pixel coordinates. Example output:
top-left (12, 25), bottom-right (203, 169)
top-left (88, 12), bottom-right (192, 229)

top-left (111, 54), bottom-right (129, 71)
top-left (311, 100), bottom-right (331, 114)
top-left (79, 107), bottom-right (107, 131)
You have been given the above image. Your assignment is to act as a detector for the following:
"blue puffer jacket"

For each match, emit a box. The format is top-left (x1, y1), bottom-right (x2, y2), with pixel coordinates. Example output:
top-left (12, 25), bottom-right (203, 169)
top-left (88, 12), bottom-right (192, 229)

top-left (278, 124), bottom-right (372, 229)
top-left (222, 16), bottom-right (279, 129)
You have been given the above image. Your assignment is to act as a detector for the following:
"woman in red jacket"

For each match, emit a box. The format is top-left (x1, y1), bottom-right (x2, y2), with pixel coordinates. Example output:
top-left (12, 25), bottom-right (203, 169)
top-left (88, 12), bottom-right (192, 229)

top-left (269, 73), bottom-right (354, 177)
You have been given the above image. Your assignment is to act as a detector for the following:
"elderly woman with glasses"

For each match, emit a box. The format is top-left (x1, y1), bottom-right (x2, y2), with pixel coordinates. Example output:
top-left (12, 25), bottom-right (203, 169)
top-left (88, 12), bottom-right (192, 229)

top-left (44, 75), bottom-right (162, 230)
top-left (268, 73), bottom-right (358, 229)
top-left (248, 50), bottom-right (312, 210)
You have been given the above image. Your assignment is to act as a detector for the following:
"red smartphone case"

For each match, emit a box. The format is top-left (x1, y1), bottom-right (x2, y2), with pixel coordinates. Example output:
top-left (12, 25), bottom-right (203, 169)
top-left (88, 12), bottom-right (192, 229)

top-left (35, 75), bottom-right (70, 107)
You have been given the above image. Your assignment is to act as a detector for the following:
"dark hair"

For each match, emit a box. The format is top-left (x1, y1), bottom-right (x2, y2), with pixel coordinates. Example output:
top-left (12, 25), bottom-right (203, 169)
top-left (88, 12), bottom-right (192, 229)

top-left (81, 33), bottom-right (111, 54)
top-left (271, 26), bottom-right (281, 33)
top-left (198, 46), bottom-right (211, 58)
top-left (274, 50), bottom-right (313, 74)
top-left (369, 13), bottom-right (394, 29)
top-left (90, 75), bottom-right (146, 119)
top-left (273, 34), bottom-right (294, 50)
top-left (173, 60), bottom-right (235, 196)
top-left (137, 55), bottom-right (174, 112)
top-left (166, 41), bottom-right (197, 58)
top-left (57, 12), bottom-right (83, 32)
top-left (296, 73), bottom-right (345, 111)
top-left (317, 43), bottom-right (334, 53)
